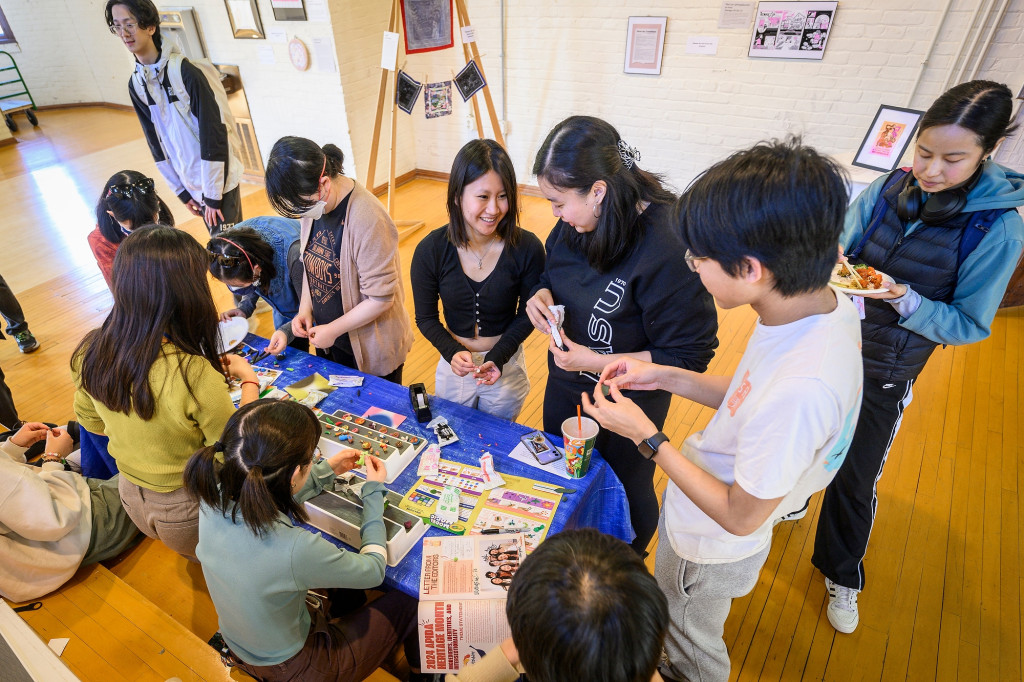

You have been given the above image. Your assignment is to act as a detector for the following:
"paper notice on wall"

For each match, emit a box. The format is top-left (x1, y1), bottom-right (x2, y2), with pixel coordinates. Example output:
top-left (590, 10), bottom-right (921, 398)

top-left (686, 36), bottom-right (719, 55)
top-left (461, 26), bottom-right (476, 43)
top-left (307, 0), bottom-right (329, 23)
top-left (313, 37), bottom-right (337, 72)
top-left (258, 45), bottom-right (276, 65)
top-left (381, 31), bottom-right (400, 71)
top-left (719, 1), bottom-right (755, 29)
top-left (268, 27), bottom-right (287, 43)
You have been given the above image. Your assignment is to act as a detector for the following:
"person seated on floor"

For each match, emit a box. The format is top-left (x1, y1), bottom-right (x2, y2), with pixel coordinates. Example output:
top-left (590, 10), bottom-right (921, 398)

top-left (89, 170), bottom-right (175, 291)
top-left (449, 528), bottom-right (668, 682)
top-left (73, 226), bottom-right (261, 562)
top-left (0, 423), bottom-right (139, 603)
top-left (183, 398), bottom-right (423, 682)
top-left (207, 216), bottom-right (307, 354)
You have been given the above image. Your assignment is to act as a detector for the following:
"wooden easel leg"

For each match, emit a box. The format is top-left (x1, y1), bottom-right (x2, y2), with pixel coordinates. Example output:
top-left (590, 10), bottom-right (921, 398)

top-left (454, 0), bottom-right (506, 147)
top-left (365, 0), bottom-right (400, 191)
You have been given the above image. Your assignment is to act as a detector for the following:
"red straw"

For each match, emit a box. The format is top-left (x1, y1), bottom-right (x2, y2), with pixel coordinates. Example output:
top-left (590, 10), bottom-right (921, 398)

top-left (577, 405), bottom-right (582, 435)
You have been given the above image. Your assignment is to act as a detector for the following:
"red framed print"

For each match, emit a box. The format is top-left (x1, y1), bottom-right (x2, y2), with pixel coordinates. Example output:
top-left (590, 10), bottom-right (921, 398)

top-left (401, 0), bottom-right (454, 54)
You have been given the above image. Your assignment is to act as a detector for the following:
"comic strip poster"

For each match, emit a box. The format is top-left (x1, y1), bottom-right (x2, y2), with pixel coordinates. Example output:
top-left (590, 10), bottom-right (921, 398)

top-left (748, 2), bottom-right (837, 60)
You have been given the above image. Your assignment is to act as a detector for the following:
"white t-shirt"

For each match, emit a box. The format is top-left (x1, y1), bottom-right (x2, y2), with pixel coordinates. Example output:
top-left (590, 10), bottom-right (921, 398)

top-left (663, 293), bottom-right (863, 564)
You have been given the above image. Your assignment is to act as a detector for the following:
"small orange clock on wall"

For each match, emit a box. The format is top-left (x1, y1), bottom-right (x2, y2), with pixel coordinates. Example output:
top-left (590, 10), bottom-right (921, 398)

top-left (288, 37), bottom-right (310, 71)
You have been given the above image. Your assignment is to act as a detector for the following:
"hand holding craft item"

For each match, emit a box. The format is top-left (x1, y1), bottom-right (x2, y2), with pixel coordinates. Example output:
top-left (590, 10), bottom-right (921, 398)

top-left (548, 304), bottom-right (567, 351)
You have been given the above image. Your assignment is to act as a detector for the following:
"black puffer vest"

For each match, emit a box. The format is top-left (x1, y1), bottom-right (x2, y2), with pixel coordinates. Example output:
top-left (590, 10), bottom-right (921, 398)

top-left (854, 172), bottom-right (981, 382)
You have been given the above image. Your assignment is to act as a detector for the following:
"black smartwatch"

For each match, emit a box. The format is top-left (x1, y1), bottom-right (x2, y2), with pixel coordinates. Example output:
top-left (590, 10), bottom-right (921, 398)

top-left (637, 432), bottom-right (669, 460)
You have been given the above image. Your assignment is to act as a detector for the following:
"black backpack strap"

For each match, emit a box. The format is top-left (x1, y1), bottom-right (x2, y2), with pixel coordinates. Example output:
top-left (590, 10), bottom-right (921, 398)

top-left (956, 207), bottom-right (1017, 270)
top-left (848, 169), bottom-right (910, 259)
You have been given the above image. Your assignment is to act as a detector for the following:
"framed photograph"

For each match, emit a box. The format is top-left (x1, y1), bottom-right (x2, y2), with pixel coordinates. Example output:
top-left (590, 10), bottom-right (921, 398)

top-left (270, 0), bottom-right (305, 22)
top-left (454, 60), bottom-right (486, 101)
top-left (224, 0), bottom-right (264, 39)
top-left (748, 1), bottom-right (837, 60)
top-left (852, 105), bottom-right (924, 173)
top-left (401, 0), bottom-right (454, 54)
top-left (624, 16), bottom-right (667, 75)
top-left (396, 71), bottom-right (423, 114)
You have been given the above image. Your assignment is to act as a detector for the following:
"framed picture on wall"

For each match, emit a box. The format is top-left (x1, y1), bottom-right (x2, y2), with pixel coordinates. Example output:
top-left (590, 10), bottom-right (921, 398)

top-left (748, 1), bottom-right (837, 60)
top-left (852, 104), bottom-right (924, 173)
top-left (624, 16), bottom-right (667, 75)
top-left (270, 0), bottom-right (306, 22)
top-left (224, 0), bottom-right (264, 39)
top-left (401, 0), bottom-right (454, 54)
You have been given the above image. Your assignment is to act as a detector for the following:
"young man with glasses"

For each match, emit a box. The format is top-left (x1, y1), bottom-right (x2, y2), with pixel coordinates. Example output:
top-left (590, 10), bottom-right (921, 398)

top-left (582, 138), bottom-right (864, 682)
top-left (105, 0), bottom-right (243, 235)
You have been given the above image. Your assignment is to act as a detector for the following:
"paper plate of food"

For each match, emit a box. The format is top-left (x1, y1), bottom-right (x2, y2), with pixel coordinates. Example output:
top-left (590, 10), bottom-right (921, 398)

top-left (217, 316), bottom-right (249, 354)
top-left (830, 262), bottom-right (895, 298)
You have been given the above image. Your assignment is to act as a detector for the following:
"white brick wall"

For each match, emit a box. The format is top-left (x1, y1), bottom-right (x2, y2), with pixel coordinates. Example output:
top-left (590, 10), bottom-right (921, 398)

top-left (408, 0), bottom-right (1024, 190)
top-left (4, 0), bottom-right (1021, 190)
top-left (2, 0), bottom-right (134, 107)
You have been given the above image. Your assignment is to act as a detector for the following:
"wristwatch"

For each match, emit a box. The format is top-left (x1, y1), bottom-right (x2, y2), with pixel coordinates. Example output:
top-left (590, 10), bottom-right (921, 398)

top-left (637, 432), bottom-right (669, 460)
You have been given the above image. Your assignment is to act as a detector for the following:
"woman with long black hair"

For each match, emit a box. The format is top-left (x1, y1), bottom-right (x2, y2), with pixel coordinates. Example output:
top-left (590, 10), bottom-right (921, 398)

top-left (73, 226), bottom-right (260, 560)
top-left (525, 116), bottom-right (719, 553)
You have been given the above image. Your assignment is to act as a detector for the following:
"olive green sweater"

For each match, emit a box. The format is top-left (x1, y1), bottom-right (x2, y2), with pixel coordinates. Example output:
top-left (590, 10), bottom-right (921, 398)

top-left (73, 345), bottom-right (235, 492)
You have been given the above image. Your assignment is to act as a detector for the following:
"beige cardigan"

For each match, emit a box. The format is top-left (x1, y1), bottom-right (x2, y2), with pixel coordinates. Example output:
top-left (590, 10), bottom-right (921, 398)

top-left (299, 181), bottom-right (413, 376)
top-left (0, 440), bottom-right (92, 603)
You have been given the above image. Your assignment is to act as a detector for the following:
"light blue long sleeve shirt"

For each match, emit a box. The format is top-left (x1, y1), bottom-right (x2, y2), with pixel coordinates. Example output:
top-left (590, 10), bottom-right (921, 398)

top-left (842, 161), bottom-right (1024, 346)
top-left (197, 459), bottom-right (388, 666)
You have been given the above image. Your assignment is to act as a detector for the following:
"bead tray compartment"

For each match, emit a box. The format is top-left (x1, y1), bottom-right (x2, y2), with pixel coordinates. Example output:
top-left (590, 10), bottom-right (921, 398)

top-left (305, 472), bottom-right (428, 567)
top-left (315, 409), bottom-right (426, 484)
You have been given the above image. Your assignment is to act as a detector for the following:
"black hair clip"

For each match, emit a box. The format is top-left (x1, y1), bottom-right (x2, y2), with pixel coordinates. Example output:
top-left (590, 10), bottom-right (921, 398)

top-left (213, 441), bottom-right (225, 452)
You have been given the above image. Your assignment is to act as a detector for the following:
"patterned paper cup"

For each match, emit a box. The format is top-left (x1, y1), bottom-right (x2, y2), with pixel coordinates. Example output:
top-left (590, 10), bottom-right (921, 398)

top-left (561, 417), bottom-right (599, 478)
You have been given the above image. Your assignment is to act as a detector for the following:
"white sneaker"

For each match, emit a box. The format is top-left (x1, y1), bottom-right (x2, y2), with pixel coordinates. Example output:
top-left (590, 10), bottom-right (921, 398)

top-left (825, 578), bottom-right (860, 633)
top-left (774, 498), bottom-right (809, 526)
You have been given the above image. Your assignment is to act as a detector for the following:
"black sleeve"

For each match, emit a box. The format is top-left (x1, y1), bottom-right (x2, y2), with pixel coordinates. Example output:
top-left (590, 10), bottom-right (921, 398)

top-left (485, 232), bottom-right (546, 369)
top-left (636, 229), bottom-right (719, 372)
top-left (410, 233), bottom-right (469, 364)
top-left (179, 59), bottom-right (230, 207)
top-left (531, 221), bottom-right (561, 296)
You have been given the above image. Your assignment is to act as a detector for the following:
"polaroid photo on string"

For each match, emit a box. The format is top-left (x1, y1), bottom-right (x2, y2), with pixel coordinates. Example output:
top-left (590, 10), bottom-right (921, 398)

top-left (396, 70), bottom-right (423, 114)
top-left (454, 60), bottom-right (486, 101)
top-left (424, 80), bottom-right (453, 118)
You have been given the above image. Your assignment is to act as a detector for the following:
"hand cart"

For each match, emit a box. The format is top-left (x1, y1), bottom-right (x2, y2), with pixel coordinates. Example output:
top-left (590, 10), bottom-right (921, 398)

top-left (0, 51), bottom-right (38, 132)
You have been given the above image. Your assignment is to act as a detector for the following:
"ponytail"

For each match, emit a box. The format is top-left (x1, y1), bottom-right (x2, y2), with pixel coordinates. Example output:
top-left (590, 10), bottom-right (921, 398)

top-left (184, 399), bottom-right (322, 537)
top-left (235, 465), bottom-right (282, 537)
top-left (183, 445), bottom-right (223, 509)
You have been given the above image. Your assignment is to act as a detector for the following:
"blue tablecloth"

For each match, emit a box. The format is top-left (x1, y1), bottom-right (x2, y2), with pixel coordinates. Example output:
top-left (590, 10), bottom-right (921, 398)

top-left (243, 334), bottom-right (634, 597)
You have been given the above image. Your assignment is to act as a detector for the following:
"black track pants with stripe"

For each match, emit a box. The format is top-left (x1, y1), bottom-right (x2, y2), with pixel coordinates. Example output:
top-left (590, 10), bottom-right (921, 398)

top-left (812, 377), bottom-right (914, 591)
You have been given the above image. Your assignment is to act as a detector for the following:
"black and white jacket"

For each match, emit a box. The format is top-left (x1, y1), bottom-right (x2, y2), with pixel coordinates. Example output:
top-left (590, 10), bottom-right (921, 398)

top-left (128, 44), bottom-right (242, 208)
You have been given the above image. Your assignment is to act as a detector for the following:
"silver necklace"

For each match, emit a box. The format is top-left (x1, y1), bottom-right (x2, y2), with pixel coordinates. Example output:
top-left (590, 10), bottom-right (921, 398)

top-left (467, 237), bottom-right (498, 269)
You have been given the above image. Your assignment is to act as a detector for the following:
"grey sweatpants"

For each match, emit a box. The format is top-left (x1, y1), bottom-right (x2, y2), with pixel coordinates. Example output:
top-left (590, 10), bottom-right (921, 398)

top-left (655, 517), bottom-right (770, 682)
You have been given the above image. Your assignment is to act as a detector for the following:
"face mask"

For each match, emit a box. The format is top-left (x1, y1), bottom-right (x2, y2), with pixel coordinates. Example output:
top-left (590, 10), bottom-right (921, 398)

top-left (226, 282), bottom-right (256, 293)
top-left (302, 200), bottom-right (327, 221)
top-left (120, 224), bottom-right (132, 237)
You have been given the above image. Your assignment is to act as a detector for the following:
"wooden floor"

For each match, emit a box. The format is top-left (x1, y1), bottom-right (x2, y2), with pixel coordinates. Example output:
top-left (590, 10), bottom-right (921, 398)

top-left (1, 107), bottom-right (1020, 681)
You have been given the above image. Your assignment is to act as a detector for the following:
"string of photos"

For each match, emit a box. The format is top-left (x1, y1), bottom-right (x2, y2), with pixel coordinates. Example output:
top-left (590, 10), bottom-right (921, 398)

top-left (395, 59), bottom-right (486, 119)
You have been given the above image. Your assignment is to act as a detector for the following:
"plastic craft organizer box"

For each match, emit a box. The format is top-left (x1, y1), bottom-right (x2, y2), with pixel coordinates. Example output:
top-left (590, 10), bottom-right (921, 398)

top-left (315, 409), bottom-right (425, 484)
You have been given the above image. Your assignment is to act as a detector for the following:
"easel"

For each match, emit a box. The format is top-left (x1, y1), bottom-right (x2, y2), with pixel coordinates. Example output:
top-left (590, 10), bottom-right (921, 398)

top-left (365, 0), bottom-right (506, 225)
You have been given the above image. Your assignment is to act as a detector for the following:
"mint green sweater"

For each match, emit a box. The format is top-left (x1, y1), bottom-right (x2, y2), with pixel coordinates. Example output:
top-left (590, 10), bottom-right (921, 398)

top-left (197, 459), bottom-right (388, 666)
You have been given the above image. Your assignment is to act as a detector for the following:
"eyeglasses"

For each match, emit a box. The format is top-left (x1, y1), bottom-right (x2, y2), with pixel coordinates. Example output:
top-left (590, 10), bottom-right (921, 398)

top-left (684, 249), bottom-right (709, 273)
top-left (109, 21), bottom-right (140, 36)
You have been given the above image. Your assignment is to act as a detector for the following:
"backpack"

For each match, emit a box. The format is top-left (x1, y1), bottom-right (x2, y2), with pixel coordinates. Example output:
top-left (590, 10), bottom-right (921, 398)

top-left (164, 52), bottom-right (242, 152)
top-left (849, 168), bottom-right (1016, 274)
